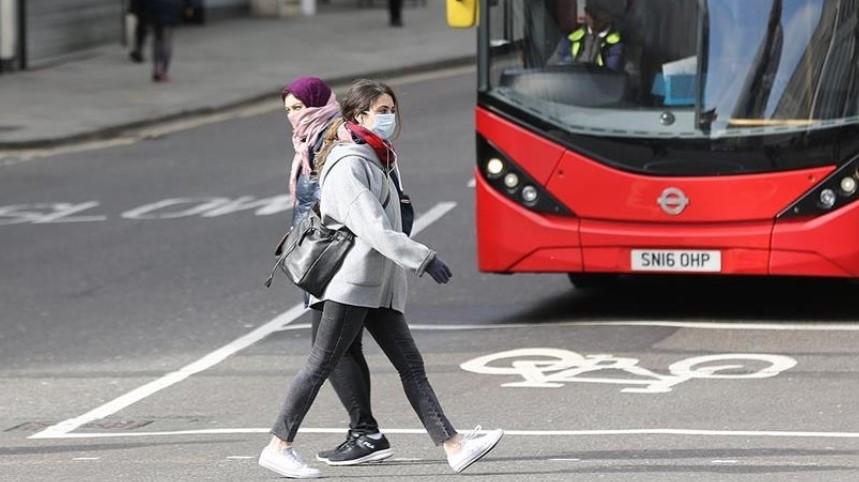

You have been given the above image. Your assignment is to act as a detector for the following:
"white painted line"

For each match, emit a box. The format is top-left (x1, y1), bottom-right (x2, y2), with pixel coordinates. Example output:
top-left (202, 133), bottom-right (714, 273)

top-left (29, 304), bottom-right (307, 440)
top-left (226, 456), bottom-right (254, 460)
top-left (413, 320), bottom-right (859, 331)
top-left (711, 460), bottom-right (738, 464)
top-left (31, 203), bottom-right (457, 440)
top-left (549, 458), bottom-right (581, 462)
top-left (276, 320), bottom-right (859, 332)
top-left (72, 457), bottom-right (101, 461)
top-left (408, 321), bottom-right (859, 332)
top-left (33, 427), bottom-right (859, 440)
top-left (411, 202), bottom-right (457, 235)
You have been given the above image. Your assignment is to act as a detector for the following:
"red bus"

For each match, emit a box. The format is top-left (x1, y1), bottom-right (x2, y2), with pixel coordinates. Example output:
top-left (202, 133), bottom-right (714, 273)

top-left (449, 0), bottom-right (859, 285)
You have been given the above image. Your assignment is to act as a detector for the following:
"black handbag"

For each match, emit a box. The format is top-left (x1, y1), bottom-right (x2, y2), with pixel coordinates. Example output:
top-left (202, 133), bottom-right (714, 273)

top-left (264, 203), bottom-right (355, 297)
top-left (264, 156), bottom-right (407, 296)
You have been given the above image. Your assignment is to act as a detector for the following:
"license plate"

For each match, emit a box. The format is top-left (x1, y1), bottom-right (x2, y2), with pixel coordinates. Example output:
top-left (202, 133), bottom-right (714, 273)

top-left (631, 249), bottom-right (721, 273)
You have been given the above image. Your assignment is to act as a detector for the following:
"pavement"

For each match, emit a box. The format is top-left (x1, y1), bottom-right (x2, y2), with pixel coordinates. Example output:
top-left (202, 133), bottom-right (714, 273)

top-left (0, 0), bottom-right (474, 148)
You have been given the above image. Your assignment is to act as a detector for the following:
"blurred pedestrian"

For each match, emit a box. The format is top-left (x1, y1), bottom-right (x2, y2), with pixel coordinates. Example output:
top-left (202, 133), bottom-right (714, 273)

top-left (258, 79), bottom-right (503, 479)
top-left (388, 0), bottom-right (403, 27)
top-left (128, 0), bottom-right (147, 63)
top-left (141, 0), bottom-right (182, 82)
top-left (281, 76), bottom-right (395, 466)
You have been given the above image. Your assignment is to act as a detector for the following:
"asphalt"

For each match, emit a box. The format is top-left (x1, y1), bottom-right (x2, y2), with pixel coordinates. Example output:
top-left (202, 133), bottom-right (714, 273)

top-left (0, 0), bottom-right (473, 148)
top-left (3, 70), bottom-right (859, 482)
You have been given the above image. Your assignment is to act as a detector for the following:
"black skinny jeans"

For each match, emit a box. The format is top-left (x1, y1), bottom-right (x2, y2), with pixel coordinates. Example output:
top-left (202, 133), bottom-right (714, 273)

top-left (271, 301), bottom-right (456, 445)
top-left (309, 308), bottom-right (379, 435)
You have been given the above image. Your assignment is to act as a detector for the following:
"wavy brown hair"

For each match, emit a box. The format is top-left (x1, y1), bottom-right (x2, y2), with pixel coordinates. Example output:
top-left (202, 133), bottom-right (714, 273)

top-left (315, 79), bottom-right (401, 172)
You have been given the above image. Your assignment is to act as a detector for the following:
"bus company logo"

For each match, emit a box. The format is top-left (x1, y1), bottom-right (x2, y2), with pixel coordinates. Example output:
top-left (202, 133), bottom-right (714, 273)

top-left (657, 187), bottom-right (690, 215)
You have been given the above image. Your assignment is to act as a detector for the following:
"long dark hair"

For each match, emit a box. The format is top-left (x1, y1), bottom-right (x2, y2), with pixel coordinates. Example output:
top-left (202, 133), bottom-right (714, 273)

top-left (316, 79), bottom-right (401, 172)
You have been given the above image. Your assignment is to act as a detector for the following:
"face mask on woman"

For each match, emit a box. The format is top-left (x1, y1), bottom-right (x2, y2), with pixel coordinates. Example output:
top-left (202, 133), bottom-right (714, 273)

top-left (371, 113), bottom-right (397, 140)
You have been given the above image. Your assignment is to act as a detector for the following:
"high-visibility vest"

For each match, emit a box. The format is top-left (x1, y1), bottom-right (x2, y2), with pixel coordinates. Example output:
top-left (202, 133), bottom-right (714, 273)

top-left (569, 27), bottom-right (622, 67)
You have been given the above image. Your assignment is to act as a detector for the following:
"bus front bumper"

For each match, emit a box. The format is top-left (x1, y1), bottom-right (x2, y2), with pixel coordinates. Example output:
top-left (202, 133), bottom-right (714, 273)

top-left (476, 171), bottom-right (859, 278)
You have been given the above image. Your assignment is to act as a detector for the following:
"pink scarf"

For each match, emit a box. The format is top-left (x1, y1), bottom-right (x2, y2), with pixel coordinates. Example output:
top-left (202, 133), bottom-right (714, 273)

top-left (288, 93), bottom-right (340, 199)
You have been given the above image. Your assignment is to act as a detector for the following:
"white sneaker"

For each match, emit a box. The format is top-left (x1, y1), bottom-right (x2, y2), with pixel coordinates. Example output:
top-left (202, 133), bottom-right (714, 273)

top-left (447, 426), bottom-right (504, 473)
top-left (258, 445), bottom-right (321, 479)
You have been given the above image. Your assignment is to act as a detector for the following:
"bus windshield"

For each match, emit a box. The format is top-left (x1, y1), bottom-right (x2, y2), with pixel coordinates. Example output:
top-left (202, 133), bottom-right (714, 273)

top-left (486, 0), bottom-right (859, 140)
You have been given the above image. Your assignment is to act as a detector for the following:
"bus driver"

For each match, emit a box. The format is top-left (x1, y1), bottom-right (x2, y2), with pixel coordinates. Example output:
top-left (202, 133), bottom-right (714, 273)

top-left (548, 0), bottom-right (627, 71)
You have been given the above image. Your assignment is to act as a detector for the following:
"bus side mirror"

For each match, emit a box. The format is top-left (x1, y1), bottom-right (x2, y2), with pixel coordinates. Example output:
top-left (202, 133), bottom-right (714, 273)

top-left (447, 0), bottom-right (478, 28)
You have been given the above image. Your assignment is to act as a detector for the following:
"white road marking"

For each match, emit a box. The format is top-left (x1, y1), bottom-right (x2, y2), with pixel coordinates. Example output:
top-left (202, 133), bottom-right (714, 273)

top-left (1, 196), bottom-right (294, 225)
top-left (72, 457), bottom-right (101, 461)
top-left (549, 458), bottom-right (581, 462)
top-left (30, 203), bottom-right (456, 440)
top-left (0, 202), bottom-right (108, 225)
top-left (35, 427), bottom-right (859, 440)
top-left (29, 304), bottom-right (307, 440)
top-left (411, 321), bottom-right (859, 332)
top-left (460, 349), bottom-right (796, 393)
top-left (275, 321), bottom-right (859, 332)
top-left (226, 456), bottom-right (254, 460)
top-left (410, 202), bottom-right (456, 235)
top-left (711, 460), bottom-right (738, 464)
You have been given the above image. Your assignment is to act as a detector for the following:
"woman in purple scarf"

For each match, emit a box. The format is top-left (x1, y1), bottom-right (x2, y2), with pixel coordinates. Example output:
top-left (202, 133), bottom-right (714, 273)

top-left (283, 76), bottom-right (339, 222)
top-left (280, 76), bottom-right (393, 467)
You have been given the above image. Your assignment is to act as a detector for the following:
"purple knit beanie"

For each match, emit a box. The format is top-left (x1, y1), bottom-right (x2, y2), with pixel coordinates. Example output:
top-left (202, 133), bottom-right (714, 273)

top-left (281, 76), bottom-right (332, 108)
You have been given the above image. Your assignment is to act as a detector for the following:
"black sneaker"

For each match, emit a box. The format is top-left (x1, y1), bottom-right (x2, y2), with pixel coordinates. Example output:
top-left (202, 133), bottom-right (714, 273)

top-left (316, 432), bottom-right (355, 462)
top-left (316, 432), bottom-right (393, 466)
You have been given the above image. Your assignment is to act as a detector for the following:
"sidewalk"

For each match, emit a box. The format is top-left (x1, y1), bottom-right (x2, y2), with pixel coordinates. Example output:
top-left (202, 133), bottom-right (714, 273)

top-left (0, 1), bottom-right (474, 148)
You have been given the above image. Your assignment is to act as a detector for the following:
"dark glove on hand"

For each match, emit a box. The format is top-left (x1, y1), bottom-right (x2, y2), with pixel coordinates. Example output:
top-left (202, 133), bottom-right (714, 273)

top-left (425, 256), bottom-right (453, 284)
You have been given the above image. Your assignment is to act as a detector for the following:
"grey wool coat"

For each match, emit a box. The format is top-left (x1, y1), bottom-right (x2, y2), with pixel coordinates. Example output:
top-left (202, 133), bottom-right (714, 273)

top-left (308, 142), bottom-right (436, 312)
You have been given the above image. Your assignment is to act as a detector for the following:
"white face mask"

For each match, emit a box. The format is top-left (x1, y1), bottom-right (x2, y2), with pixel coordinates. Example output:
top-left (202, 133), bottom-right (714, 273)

top-left (371, 113), bottom-right (397, 140)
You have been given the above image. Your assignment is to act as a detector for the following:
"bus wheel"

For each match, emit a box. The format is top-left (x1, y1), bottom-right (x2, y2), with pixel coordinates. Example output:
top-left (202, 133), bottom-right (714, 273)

top-left (567, 273), bottom-right (619, 290)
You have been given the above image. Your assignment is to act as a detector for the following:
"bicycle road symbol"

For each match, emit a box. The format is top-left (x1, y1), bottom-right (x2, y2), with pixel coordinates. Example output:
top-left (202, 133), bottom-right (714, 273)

top-left (460, 348), bottom-right (797, 394)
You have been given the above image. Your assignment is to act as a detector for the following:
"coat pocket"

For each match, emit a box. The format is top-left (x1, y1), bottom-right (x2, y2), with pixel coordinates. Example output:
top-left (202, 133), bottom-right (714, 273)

top-left (337, 242), bottom-right (386, 287)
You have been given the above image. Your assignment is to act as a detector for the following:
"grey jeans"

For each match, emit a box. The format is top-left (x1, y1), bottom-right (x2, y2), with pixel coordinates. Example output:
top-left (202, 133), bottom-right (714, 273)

top-left (271, 301), bottom-right (457, 445)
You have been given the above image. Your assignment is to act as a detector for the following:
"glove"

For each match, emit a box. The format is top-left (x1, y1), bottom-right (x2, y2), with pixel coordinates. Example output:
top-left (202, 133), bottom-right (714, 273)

top-left (424, 256), bottom-right (453, 284)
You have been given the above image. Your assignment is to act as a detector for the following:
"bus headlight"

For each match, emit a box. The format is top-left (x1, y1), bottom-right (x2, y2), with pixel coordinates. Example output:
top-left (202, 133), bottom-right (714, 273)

top-left (477, 135), bottom-right (574, 217)
top-left (819, 189), bottom-right (837, 209)
top-left (780, 154), bottom-right (859, 219)
top-left (521, 185), bottom-right (539, 205)
top-left (840, 176), bottom-right (857, 195)
top-left (486, 158), bottom-right (505, 177)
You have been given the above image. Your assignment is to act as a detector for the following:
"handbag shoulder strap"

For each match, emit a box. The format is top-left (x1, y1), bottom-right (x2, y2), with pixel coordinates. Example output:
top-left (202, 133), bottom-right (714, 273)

top-left (322, 153), bottom-right (392, 208)
top-left (390, 167), bottom-right (405, 195)
top-left (359, 160), bottom-right (392, 209)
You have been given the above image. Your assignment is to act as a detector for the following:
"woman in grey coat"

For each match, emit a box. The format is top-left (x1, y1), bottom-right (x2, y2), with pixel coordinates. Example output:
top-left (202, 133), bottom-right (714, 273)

top-left (283, 76), bottom-right (392, 466)
top-left (258, 79), bottom-right (503, 479)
